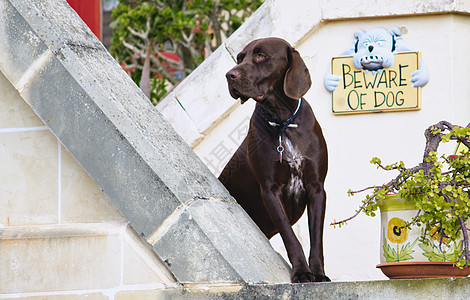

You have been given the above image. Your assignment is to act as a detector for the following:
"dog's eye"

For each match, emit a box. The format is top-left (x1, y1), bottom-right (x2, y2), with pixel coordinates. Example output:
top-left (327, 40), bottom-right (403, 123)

top-left (256, 53), bottom-right (268, 62)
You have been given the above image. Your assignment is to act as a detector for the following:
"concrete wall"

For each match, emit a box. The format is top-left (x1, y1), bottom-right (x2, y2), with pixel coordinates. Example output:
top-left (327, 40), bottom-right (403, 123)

top-left (121, 277), bottom-right (470, 299)
top-left (0, 0), bottom-right (291, 297)
top-left (157, 0), bottom-right (470, 281)
top-left (0, 70), bottom-right (177, 297)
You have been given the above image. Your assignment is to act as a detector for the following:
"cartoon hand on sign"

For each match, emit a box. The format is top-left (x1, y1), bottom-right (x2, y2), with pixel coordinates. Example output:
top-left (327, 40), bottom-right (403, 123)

top-left (410, 66), bottom-right (430, 88)
top-left (324, 27), bottom-right (429, 114)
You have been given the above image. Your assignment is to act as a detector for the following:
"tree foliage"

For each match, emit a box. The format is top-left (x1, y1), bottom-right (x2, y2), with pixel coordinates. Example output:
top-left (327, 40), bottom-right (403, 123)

top-left (110, 0), bottom-right (263, 104)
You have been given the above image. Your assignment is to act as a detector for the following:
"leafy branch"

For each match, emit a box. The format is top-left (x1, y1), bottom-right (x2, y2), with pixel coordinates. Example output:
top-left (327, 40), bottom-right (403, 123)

top-left (331, 121), bottom-right (470, 267)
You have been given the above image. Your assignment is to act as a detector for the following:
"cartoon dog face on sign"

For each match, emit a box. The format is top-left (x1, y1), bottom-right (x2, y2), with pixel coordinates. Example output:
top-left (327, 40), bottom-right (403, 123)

top-left (324, 26), bottom-right (429, 92)
top-left (352, 27), bottom-right (401, 71)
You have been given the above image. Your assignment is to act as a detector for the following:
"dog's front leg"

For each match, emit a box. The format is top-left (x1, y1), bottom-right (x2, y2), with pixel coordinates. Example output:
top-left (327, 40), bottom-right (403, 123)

top-left (306, 184), bottom-right (330, 282)
top-left (260, 186), bottom-right (313, 283)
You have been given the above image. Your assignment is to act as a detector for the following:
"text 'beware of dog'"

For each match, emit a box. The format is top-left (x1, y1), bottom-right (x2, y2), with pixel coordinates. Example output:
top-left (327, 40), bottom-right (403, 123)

top-left (331, 52), bottom-right (421, 115)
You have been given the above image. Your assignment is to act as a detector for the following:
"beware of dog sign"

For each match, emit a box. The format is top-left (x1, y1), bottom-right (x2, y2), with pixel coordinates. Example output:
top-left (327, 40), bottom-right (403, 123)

top-left (330, 52), bottom-right (422, 115)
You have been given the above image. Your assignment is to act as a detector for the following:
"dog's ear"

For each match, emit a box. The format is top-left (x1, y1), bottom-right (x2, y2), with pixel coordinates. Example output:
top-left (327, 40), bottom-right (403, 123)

top-left (284, 48), bottom-right (311, 99)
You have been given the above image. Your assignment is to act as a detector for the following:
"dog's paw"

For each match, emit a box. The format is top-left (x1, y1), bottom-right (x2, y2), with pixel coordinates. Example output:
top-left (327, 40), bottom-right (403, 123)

top-left (292, 267), bottom-right (314, 283)
top-left (292, 271), bottom-right (331, 283)
top-left (312, 274), bottom-right (331, 282)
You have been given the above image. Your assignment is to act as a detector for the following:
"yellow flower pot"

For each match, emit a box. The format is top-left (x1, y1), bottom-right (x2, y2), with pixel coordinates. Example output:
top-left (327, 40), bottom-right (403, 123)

top-left (376, 194), bottom-right (470, 279)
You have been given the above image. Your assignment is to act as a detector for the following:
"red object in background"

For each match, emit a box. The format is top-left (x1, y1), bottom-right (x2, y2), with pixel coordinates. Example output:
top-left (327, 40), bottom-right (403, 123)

top-left (66, 0), bottom-right (102, 40)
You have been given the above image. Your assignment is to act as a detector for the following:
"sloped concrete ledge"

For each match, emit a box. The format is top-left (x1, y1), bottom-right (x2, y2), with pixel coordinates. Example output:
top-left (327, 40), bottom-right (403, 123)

top-left (121, 277), bottom-right (470, 299)
top-left (150, 198), bottom-right (291, 284)
top-left (0, 0), bottom-right (291, 284)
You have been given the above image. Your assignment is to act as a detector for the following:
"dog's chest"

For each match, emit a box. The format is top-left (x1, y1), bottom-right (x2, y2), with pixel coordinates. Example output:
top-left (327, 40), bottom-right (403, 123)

top-left (283, 138), bottom-right (305, 198)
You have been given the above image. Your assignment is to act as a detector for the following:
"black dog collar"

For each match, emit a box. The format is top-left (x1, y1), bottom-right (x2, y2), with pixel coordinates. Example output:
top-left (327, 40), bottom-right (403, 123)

top-left (260, 98), bottom-right (303, 162)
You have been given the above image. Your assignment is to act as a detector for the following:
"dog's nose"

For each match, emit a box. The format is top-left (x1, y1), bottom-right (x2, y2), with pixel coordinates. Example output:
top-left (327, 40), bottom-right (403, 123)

top-left (368, 45), bottom-right (374, 52)
top-left (226, 69), bottom-right (240, 81)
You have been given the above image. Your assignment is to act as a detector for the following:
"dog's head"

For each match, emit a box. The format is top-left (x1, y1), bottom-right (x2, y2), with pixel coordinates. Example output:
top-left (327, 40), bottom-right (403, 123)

top-left (226, 37), bottom-right (311, 103)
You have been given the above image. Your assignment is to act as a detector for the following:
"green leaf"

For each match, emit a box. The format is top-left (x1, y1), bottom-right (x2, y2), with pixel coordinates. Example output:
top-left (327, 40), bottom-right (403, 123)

top-left (370, 157), bottom-right (381, 165)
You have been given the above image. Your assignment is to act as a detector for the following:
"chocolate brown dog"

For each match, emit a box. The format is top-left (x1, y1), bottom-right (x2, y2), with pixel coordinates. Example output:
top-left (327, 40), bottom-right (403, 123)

top-left (219, 37), bottom-right (329, 283)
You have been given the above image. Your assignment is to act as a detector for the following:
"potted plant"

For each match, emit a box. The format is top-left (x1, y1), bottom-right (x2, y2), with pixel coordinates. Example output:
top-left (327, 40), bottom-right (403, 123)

top-left (332, 121), bottom-right (470, 279)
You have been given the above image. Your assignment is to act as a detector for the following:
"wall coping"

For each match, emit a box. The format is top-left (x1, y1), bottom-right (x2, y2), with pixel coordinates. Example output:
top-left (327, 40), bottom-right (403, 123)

top-left (125, 277), bottom-right (470, 299)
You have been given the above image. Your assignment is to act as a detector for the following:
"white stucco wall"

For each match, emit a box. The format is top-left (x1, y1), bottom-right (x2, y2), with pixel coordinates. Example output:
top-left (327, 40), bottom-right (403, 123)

top-left (297, 14), bottom-right (470, 281)
top-left (158, 0), bottom-right (470, 281)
